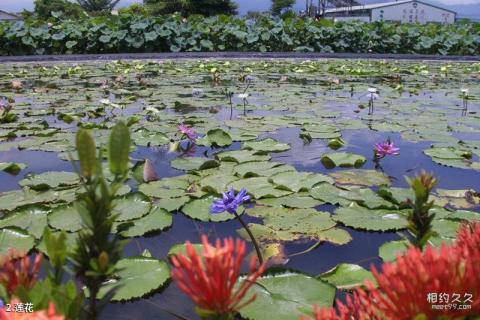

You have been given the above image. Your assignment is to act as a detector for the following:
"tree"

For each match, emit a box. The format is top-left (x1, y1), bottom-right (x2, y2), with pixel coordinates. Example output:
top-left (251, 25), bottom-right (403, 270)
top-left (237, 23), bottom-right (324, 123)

top-left (76, 0), bottom-right (120, 12)
top-left (271, 0), bottom-right (295, 15)
top-left (144, 0), bottom-right (238, 16)
top-left (34, 0), bottom-right (85, 19)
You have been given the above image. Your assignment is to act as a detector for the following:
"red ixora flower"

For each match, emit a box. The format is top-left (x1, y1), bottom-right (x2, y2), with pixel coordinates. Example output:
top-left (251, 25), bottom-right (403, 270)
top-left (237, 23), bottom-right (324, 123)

top-left (0, 249), bottom-right (42, 295)
top-left (171, 235), bottom-right (266, 316)
top-left (302, 222), bottom-right (480, 320)
top-left (0, 298), bottom-right (64, 320)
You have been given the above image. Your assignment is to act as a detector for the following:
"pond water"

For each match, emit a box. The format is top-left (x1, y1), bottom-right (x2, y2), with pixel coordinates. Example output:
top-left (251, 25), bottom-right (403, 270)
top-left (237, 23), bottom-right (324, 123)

top-left (0, 59), bottom-right (479, 320)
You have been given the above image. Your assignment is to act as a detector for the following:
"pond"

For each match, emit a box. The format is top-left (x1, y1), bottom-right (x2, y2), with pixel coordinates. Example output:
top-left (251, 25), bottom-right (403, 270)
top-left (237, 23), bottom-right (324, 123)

top-left (0, 59), bottom-right (479, 320)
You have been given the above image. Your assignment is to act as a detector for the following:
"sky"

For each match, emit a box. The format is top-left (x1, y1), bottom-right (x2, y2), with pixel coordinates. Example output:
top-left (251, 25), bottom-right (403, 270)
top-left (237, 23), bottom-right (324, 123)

top-left (1, 0), bottom-right (480, 14)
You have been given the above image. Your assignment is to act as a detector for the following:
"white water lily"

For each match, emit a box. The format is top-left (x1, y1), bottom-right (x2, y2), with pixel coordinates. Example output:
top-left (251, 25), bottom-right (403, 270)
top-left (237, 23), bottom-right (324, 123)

top-left (367, 88), bottom-right (379, 100)
top-left (192, 88), bottom-right (204, 98)
top-left (461, 88), bottom-right (469, 94)
top-left (145, 106), bottom-right (160, 114)
top-left (238, 93), bottom-right (249, 99)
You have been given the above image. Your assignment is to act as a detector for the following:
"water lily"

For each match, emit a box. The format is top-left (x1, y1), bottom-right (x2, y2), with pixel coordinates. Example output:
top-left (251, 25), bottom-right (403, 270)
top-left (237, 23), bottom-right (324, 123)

top-left (373, 139), bottom-right (400, 158)
top-left (245, 75), bottom-right (255, 82)
top-left (171, 235), bottom-right (265, 318)
top-left (302, 222), bottom-right (480, 320)
top-left (143, 159), bottom-right (158, 183)
top-left (177, 124), bottom-right (197, 142)
top-left (210, 187), bottom-right (250, 215)
top-left (0, 298), bottom-right (64, 320)
top-left (0, 249), bottom-right (42, 295)
top-left (237, 93), bottom-right (249, 99)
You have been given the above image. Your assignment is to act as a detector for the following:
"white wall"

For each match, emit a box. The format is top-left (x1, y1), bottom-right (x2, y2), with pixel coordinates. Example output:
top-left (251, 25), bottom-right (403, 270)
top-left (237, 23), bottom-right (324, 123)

top-left (371, 1), bottom-right (455, 24)
top-left (334, 16), bottom-right (371, 22)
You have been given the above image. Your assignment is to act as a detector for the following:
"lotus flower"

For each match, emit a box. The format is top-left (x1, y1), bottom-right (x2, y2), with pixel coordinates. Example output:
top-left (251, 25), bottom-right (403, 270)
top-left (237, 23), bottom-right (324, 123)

top-left (171, 235), bottom-right (265, 316)
top-left (143, 159), bottom-right (158, 183)
top-left (210, 187), bottom-right (250, 215)
top-left (0, 298), bottom-right (64, 320)
top-left (301, 222), bottom-right (480, 320)
top-left (0, 249), bottom-right (42, 295)
top-left (177, 124), bottom-right (197, 142)
top-left (373, 139), bottom-right (400, 158)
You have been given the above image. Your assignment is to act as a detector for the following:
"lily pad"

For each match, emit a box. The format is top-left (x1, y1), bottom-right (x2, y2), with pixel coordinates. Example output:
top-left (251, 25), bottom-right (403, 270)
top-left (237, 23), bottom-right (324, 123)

top-left (0, 227), bottom-right (35, 255)
top-left (113, 193), bottom-right (152, 221)
top-left (0, 162), bottom-right (27, 175)
top-left (231, 177), bottom-right (292, 199)
top-left (97, 256), bottom-right (170, 301)
top-left (242, 138), bottom-right (290, 153)
top-left (19, 171), bottom-right (79, 191)
top-left (257, 194), bottom-right (323, 208)
top-left (333, 203), bottom-right (408, 231)
top-left (215, 150), bottom-right (271, 163)
top-left (330, 170), bottom-right (391, 187)
top-left (0, 204), bottom-right (49, 239)
top-left (181, 195), bottom-right (237, 222)
top-left (269, 171), bottom-right (334, 192)
top-left (321, 152), bottom-right (366, 168)
top-left (205, 128), bottom-right (233, 147)
top-left (48, 203), bottom-right (82, 232)
top-left (378, 239), bottom-right (410, 262)
top-left (120, 207), bottom-right (172, 237)
top-left (171, 157), bottom-right (220, 171)
top-left (319, 263), bottom-right (376, 290)
top-left (239, 272), bottom-right (335, 320)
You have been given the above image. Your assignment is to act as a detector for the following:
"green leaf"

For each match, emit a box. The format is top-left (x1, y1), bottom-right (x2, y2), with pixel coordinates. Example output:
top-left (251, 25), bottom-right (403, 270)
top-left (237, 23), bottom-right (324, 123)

top-left (231, 177), bottom-right (292, 199)
top-left (167, 243), bottom-right (203, 258)
top-left (269, 171), bottom-right (333, 192)
top-left (19, 171), bottom-right (79, 191)
top-left (332, 203), bottom-right (409, 231)
top-left (114, 193), bottom-right (151, 222)
top-left (0, 205), bottom-right (49, 239)
top-left (239, 272), bottom-right (335, 320)
top-left (378, 239), bottom-right (410, 262)
top-left (171, 157), bottom-right (220, 171)
top-left (321, 152), bottom-right (366, 168)
top-left (0, 162), bottom-right (27, 175)
top-left (181, 195), bottom-right (236, 222)
top-left (330, 170), bottom-right (391, 187)
top-left (109, 121), bottom-right (131, 176)
top-left (48, 202), bottom-right (82, 232)
top-left (120, 206), bottom-right (172, 237)
top-left (97, 256), bottom-right (170, 302)
top-left (242, 138), bottom-right (290, 153)
top-left (319, 263), bottom-right (376, 290)
top-left (206, 128), bottom-right (232, 147)
top-left (216, 150), bottom-right (271, 163)
top-left (76, 129), bottom-right (97, 178)
top-left (0, 228), bottom-right (35, 255)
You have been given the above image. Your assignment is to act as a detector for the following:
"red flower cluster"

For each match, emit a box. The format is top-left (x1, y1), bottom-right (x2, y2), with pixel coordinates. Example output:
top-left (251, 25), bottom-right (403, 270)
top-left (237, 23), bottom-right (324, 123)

top-left (171, 235), bottom-right (266, 316)
top-left (0, 249), bottom-right (42, 295)
top-left (302, 222), bottom-right (480, 320)
top-left (0, 298), bottom-right (64, 320)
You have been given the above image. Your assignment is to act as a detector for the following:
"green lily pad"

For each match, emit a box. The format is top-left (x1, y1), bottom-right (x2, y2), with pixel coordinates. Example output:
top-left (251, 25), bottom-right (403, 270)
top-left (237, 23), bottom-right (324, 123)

top-left (233, 161), bottom-right (294, 178)
top-left (257, 194), bottom-right (323, 208)
top-left (167, 243), bottom-right (203, 258)
top-left (205, 128), bottom-right (233, 147)
top-left (242, 138), bottom-right (290, 153)
top-left (171, 157), bottom-right (220, 171)
top-left (120, 207), bottom-right (172, 237)
top-left (239, 272), bottom-right (335, 320)
top-left (48, 202), bottom-right (82, 232)
top-left (320, 152), bottom-right (366, 168)
top-left (181, 195), bottom-right (237, 222)
top-left (97, 256), bottom-right (170, 302)
top-left (157, 196), bottom-right (190, 212)
top-left (199, 174), bottom-right (239, 194)
top-left (19, 171), bottom-right (79, 191)
top-left (333, 203), bottom-right (408, 231)
top-left (113, 193), bottom-right (152, 222)
top-left (310, 183), bottom-right (351, 206)
top-left (231, 177), bottom-right (292, 199)
top-left (138, 183), bottom-right (185, 199)
top-left (0, 162), bottom-right (27, 175)
top-left (269, 171), bottom-right (334, 192)
top-left (330, 170), bottom-right (391, 187)
top-left (215, 150), bottom-right (271, 163)
top-left (378, 239), bottom-right (410, 262)
top-left (319, 263), bottom-right (376, 290)
top-left (0, 227), bottom-right (35, 255)
top-left (0, 205), bottom-right (49, 239)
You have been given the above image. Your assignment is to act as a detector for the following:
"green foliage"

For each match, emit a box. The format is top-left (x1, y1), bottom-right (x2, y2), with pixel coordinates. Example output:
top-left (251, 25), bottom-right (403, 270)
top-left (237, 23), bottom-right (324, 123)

top-left (144, 0), bottom-right (238, 16)
top-left (0, 15), bottom-right (477, 55)
top-left (34, 0), bottom-right (85, 20)
top-left (71, 121), bottom-right (131, 319)
top-left (271, 0), bottom-right (295, 15)
top-left (76, 0), bottom-right (120, 12)
top-left (118, 3), bottom-right (149, 16)
top-left (405, 171), bottom-right (439, 249)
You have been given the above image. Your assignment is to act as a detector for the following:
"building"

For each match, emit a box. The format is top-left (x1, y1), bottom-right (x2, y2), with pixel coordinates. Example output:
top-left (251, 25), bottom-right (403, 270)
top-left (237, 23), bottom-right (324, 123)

top-left (324, 0), bottom-right (456, 24)
top-left (0, 10), bottom-right (22, 21)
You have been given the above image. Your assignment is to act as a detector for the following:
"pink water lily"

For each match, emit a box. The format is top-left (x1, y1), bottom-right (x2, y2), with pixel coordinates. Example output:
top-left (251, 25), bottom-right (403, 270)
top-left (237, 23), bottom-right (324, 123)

top-left (374, 139), bottom-right (400, 158)
top-left (177, 124), bottom-right (197, 142)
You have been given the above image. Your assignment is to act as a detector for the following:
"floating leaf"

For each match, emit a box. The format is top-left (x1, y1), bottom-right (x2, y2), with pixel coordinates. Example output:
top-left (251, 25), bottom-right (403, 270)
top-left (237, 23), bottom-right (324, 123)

top-left (215, 150), bottom-right (271, 163)
top-left (0, 162), bottom-right (27, 175)
top-left (181, 196), bottom-right (237, 222)
top-left (97, 256), bottom-right (170, 301)
top-left (321, 152), bottom-right (366, 168)
top-left (231, 177), bottom-right (292, 199)
top-left (0, 228), bottom-right (35, 255)
top-left (319, 263), bottom-right (376, 290)
top-left (330, 170), bottom-right (391, 187)
top-left (333, 203), bottom-right (408, 231)
top-left (113, 193), bottom-right (151, 222)
top-left (242, 138), bottom-right (290, 153)
top-left (378, 239), bottom-right (410, 262)
top-left (120, 207), bottom-right (172, 237)
top-left (48, 203), bottom-right (82, 232)
top-left (269, 171), bottom-right (334, 192)
top-left (19, 171), bottom-right (79, 191)
top-left (171, 157), bottom-right (220, 171)
top-left (206, 128), bottom-right (232, 147)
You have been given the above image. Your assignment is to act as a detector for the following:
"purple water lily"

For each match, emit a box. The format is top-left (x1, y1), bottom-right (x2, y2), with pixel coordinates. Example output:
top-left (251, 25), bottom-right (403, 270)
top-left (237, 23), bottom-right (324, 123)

top-left (210, 187), bottom-right (250, 215)
top-left (177, 124), bottom-right (197, 142)
top-left (374, 139), bottom-right (400, 158)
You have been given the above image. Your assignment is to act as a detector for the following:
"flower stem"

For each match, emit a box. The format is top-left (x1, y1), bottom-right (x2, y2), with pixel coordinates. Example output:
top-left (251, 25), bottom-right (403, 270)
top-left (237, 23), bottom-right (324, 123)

top-left (234, 210), bottom-right (263, 265)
